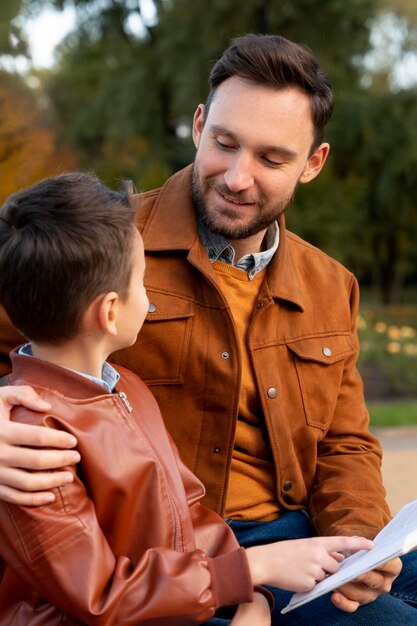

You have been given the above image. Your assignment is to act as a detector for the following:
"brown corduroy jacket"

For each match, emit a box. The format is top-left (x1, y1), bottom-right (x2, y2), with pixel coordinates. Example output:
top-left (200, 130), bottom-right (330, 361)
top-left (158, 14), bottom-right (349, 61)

top-left (114, 165), bottom-right (391, 538)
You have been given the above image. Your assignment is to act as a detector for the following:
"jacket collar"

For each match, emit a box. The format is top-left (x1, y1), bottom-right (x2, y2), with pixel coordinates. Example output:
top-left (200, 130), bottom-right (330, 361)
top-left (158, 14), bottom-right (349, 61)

top-left (142, 165), bottom-right (305, 311)
top-left (9, 349), bottom-right (111, 399)
top-left (267, 218), bottom-right (305, 311)
top-left (142, 165), bottom-right (199, 251)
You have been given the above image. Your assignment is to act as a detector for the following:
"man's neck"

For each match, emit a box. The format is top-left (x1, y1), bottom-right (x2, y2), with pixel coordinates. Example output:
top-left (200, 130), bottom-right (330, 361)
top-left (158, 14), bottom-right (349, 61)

top-left (230, 229), bottom-right (267, 260)
top-left (31, 338), bottom-right (108, 380)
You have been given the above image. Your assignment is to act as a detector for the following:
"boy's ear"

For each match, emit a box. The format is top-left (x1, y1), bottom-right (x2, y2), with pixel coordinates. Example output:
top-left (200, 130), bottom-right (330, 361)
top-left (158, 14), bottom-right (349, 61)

top-left (97, 292), bottom-right (119, 337)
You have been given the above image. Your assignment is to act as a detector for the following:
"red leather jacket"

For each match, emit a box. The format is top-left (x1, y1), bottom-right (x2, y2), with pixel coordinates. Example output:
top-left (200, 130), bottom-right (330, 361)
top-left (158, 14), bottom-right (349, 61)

top-left (0, 350), bottom-right (253, 625)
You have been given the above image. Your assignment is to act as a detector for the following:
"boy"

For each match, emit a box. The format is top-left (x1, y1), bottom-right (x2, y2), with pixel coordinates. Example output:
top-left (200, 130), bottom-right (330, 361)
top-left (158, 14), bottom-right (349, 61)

top-left (0, 173), bottom-right (371, 625)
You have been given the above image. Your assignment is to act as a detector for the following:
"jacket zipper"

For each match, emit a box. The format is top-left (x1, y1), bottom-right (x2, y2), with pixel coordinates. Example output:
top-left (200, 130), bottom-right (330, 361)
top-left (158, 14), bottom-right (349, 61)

top-left (116, 389), bottom-right (183, 550)
top-left (118, 391), bottom-right (133, 412)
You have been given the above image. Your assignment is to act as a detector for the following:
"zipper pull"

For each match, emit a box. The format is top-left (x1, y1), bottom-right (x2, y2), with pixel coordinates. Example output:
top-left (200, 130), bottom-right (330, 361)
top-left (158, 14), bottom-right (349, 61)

top-left (118, 391), bottom-right (133, 413)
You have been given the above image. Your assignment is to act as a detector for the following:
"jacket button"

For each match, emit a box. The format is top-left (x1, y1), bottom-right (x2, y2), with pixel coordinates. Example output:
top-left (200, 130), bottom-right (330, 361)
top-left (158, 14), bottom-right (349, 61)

top-left (283, 481), bottom-right (293, 491)
top-left (256, 300), bottom-right (265, 308)
top-left (267, 387), bottom-right (278, 399)
top-left (148, 303), bottom-right (156, 313)
top-left (213, 447), bottom-right (221, 454)
top-left (322, 346), bottom-right (332, 357)
top-left (221, 351), bottom-right (230, 359)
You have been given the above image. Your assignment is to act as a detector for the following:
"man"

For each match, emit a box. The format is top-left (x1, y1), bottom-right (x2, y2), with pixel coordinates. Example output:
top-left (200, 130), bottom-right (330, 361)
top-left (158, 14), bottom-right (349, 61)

top-left (0, 34), bottom-right (416, 624)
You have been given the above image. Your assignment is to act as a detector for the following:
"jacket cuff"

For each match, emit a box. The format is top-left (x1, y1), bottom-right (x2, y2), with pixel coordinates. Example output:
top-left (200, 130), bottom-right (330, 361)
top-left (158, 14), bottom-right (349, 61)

top-left (207, 547), bottom-right (253, 608)
top-left (254, 585), bottom-right (275, 610)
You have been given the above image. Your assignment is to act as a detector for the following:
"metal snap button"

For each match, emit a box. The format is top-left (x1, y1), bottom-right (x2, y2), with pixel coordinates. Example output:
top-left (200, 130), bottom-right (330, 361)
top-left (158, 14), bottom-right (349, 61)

top-left (322, 346), bottom-right (332, 357)
top-left (267, 387), bottom-right (278, 399)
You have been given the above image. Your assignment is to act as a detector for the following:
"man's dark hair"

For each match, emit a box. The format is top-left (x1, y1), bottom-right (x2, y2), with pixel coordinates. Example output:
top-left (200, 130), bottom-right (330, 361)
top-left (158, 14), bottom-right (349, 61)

top-left (0, 172), bottom-right (137, 344)
top-left (205, 33), bottom-right (334, 152)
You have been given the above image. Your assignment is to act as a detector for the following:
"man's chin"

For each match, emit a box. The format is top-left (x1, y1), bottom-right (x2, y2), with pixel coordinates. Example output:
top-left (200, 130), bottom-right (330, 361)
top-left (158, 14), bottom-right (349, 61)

top-left (203, 217), bottom-right (266, 240)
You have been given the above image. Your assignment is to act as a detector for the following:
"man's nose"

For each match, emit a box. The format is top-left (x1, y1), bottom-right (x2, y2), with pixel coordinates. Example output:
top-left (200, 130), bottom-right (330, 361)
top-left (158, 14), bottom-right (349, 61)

top-left (224, 155), bottom-right (254, 192)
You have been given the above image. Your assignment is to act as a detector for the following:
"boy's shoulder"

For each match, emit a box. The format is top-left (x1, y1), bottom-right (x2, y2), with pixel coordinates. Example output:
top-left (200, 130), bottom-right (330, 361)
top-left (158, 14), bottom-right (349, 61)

top-left (111, 363), bottom-right (161, 414)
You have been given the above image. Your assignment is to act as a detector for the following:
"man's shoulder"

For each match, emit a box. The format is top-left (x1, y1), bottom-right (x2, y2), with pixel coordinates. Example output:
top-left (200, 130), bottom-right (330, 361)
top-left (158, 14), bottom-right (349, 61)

top-left (131, 166), bottom-right (193, 233)
top-left (285, 228), bottom-right (355, 281)
top-left (131, 186), bottom-right (163, 232)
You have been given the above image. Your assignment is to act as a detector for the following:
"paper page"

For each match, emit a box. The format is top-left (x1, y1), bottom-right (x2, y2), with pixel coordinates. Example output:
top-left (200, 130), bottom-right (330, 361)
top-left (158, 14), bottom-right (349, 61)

top-left (281, 499), bottom-right (417, 614)
top-left (373, 499), bottom-right (417, 544)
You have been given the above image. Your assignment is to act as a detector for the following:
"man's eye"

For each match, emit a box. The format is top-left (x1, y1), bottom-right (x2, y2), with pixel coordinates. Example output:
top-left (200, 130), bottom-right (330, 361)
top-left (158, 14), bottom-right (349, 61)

top-left (215, 138), bottom-right (234, 150)
top-left (262, 156), bottom-right (282, 167)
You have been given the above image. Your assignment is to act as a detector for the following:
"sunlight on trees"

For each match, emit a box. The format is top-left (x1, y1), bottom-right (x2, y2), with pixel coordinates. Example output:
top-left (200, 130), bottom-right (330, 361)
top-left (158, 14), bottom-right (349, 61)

top-left (0, 0), bottom-right (416, 303)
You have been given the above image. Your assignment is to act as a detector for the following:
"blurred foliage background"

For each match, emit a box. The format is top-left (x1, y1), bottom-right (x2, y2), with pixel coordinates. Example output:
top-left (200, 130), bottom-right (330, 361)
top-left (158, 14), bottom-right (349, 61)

top-left (0, 0), bottom-right (416, 408)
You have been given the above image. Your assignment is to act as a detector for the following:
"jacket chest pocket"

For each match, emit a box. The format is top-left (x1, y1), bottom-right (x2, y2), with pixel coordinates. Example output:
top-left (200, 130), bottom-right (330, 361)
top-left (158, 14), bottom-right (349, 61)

top-left (286, 335), bottom-right (355, 430)
top-left (141, 292), bottom-right (194, 385)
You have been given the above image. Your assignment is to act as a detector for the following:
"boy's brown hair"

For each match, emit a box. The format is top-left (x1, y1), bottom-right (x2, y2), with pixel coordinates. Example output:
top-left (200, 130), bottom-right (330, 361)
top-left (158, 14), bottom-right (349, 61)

top-left (0, 172), bottom-right (137, 344)
top-left (205, 33), bottom-right (334, 152)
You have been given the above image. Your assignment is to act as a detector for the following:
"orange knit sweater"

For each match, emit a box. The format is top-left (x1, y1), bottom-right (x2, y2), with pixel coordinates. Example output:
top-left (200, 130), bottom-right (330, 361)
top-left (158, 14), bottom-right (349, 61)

top-left (213, 261), bottom-right (279, 521)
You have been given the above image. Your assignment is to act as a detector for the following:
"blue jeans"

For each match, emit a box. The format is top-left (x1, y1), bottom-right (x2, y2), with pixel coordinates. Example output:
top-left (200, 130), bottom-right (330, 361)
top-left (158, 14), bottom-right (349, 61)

top-left (205, 511), bottom-right (417, 625)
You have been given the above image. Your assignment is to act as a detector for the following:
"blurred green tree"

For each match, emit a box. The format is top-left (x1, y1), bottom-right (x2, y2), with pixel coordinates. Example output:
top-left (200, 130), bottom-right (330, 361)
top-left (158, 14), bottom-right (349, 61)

top-left (0, 0), bottom-right (28, 58)
top-left (9, 0), bottom-right (417, 302)
top-left (34, 0), bottom-right (379, 189)
top-left (338, 89), bottom-right (417, 304)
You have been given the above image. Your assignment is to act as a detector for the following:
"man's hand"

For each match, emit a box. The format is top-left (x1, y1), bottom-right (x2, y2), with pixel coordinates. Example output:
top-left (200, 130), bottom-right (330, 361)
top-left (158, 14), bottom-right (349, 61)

top-left (331, 557), bottom-right (403, 612)
top-left (0, 385), bottom-right (80, 506)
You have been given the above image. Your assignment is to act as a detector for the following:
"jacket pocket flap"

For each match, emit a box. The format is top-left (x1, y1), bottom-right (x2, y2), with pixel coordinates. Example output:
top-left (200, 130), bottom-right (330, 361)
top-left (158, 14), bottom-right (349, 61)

top-left (287, 335), bottom-right (354, 364)
top-left (146, 292), bottom-right (194, 322)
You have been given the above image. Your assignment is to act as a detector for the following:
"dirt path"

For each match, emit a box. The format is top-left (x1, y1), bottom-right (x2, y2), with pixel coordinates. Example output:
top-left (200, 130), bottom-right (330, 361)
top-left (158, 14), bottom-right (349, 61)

top-left (373, 426), bottom-right (417, 514)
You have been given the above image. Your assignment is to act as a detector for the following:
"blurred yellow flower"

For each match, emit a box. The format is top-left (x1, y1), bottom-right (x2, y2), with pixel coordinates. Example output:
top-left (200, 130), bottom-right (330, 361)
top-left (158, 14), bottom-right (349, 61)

top-left (386, 342), bottom-right (401, 354)
top-left (400, 326), bottom-right (416, 339)
top-left (404, 343), bottom-right (417, 356)
top-left (357, 315), bottom-right (367, 330)
top-left (388, 326), bottom-right (401, 340)
top-left (374, 322), bottom-right (387, 333)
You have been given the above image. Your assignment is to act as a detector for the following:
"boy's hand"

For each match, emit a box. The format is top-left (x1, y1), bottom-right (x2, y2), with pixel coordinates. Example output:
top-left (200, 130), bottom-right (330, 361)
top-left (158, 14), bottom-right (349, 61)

top-left (230, 591), bottom-right (271, 626)
top-left (331, 557), bottom-right (402, 612)
top-left (246, 536), bottom-right (374, 594)
top-left (0, 385), bottom-right (80, 505)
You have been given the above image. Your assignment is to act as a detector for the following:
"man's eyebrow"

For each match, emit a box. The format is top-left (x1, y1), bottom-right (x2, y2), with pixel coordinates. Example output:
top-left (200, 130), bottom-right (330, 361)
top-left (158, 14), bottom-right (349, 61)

top-left (210, 125), bottom-right (238, 140)
top-left (210, 124), bottom-right (298, 160)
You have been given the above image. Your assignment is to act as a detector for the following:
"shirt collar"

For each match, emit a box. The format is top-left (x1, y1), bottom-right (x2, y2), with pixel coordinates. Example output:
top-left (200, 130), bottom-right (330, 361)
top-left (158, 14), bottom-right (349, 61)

top-left (18, 343), bottom-right (120, 393)
top-left (198, 219), bottom-right (279, 280)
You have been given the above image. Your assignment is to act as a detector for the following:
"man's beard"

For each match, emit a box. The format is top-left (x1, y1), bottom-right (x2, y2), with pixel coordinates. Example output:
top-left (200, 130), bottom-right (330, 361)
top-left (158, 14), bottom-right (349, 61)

top-left (191, 162), bottom-right (294, 240)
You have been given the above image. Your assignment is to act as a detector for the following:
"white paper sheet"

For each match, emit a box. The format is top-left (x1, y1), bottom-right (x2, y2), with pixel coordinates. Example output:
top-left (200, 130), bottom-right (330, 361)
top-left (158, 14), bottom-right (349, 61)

top-left (281, 499), bottom-right (417, 614)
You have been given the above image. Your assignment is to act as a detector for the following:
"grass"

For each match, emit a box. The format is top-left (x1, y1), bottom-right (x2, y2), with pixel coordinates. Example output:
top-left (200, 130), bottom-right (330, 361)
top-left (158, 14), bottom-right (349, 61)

top-left (368, 400), bottom-right (417, 427)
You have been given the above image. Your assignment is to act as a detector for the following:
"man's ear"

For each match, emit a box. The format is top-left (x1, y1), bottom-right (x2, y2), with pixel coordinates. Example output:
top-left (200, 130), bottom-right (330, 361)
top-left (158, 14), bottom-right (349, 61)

top-left (97, 292), bottom-right (119, 337)
top-left (299, 143), bottom-right (330, 184)
top-left (192, 104), bottom-right (205, 149)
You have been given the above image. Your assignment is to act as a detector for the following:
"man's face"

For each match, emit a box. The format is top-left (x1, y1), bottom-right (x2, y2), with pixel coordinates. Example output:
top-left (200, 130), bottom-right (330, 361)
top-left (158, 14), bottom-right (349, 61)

top-left (192, 77), bottom-right (329, 240)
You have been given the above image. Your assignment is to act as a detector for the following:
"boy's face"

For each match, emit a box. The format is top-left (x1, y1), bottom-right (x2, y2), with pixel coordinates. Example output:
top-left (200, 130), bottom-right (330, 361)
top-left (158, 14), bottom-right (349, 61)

top-left (115, 231), bottom-right (149, 349)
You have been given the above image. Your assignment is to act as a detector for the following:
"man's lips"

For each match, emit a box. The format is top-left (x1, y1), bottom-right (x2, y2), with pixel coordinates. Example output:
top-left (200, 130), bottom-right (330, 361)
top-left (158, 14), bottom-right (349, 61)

top-left (214, 188), bottom-right (256, 207)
